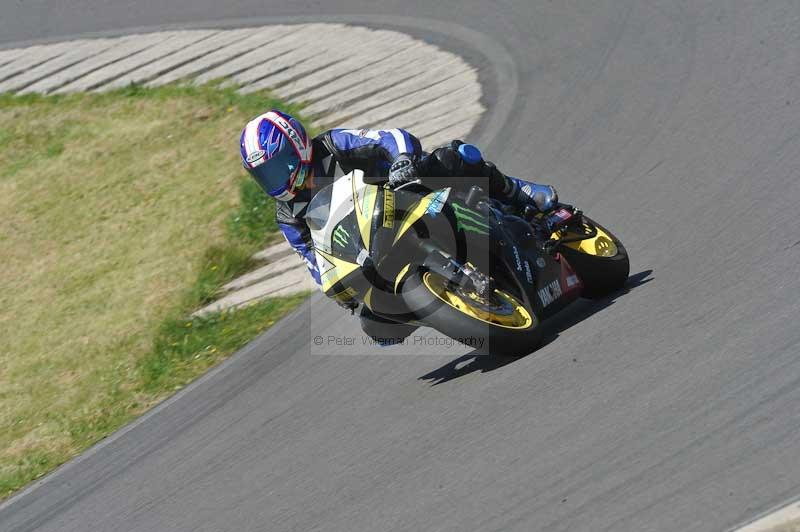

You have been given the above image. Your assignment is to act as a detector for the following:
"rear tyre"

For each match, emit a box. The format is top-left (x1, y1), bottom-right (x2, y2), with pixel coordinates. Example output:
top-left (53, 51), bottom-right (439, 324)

top-left (559, 218), bottom-right (629, 298)
top-left (401, 270), bottom-right (542, 357)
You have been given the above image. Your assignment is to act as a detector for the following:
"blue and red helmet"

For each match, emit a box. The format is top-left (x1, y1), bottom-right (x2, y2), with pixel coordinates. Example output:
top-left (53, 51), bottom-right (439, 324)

top-left (240, 110), bottom-right (313, 201)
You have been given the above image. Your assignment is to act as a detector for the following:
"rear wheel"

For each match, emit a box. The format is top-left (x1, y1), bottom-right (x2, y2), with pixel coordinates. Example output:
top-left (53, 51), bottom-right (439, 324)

top-left (402, 270), bottom-right (542, 357)
top-left (558, 217), bottom-right (629, 298)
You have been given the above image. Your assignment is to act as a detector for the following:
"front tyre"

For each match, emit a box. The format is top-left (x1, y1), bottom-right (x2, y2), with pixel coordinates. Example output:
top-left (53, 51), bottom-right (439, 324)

top-left (359, 307), bottom-right (418, 346)
top-left (401, 270), bottom-right (542, 357)
top-left (558, 217), bottom-right (630, 298)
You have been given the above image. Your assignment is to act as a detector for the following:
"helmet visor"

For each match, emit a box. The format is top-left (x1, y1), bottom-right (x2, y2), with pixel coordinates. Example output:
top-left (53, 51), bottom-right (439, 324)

top-left (245, 144), bottom-right (301, 198)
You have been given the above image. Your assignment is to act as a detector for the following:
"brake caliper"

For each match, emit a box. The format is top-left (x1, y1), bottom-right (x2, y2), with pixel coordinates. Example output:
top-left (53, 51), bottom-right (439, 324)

top-left (459, 263), bottom-right (493, 298)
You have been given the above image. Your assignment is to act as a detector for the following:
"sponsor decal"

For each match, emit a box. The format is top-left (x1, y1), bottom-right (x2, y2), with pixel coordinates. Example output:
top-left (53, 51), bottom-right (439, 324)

top-left (383, 190), bottom-right (395, 228)
top-left (512, 245), bottom-right (523, 271)
top-left (536, 257), bottom-right (546, 269)
top-left (273, 189), bottom-right (295, 202)
top-left (424, 188), bottom-right (450, 218)
top-left (333, 225), bottom-right (350, 247)
top-left (276, 118), bottom-right (305, 149)
top-left (245, 149), bottom-right (266, 165)
top-left (566, 274), bottom-right (579, 288)
top-left (537, 279), bottom-right (563, 307)
top-left (524, 261), bottom-right (534, 284)
top-left (451, 203), bottom-right (490, 235)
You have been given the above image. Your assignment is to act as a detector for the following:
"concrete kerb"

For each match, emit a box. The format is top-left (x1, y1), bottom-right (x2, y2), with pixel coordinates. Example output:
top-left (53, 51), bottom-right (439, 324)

top-left (0, 21), bottom-right (489, 315)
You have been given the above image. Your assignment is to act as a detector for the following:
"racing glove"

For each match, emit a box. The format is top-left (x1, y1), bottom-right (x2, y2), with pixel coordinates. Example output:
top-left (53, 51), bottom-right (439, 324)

top-left (388, 153), bottom-right (419, 187)
top-left (524, 183), bottom-right (559, 212)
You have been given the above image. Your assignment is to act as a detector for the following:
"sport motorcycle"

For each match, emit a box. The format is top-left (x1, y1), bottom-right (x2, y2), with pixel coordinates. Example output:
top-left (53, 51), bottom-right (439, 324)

top-left (306, 170), bottom-right (629, 356)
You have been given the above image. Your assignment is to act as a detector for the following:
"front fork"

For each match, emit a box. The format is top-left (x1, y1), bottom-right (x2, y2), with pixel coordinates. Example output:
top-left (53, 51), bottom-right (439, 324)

top-left (418, 242), bottom-right (494, 298)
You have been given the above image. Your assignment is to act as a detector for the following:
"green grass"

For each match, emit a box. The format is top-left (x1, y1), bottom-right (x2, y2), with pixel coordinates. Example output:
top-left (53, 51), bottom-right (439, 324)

top-left (0, 84), bottom-right (313, 499)
top-left (227, 178), bottom-right (279, 245)
top-left (139, 294), bottom-right (308, 391)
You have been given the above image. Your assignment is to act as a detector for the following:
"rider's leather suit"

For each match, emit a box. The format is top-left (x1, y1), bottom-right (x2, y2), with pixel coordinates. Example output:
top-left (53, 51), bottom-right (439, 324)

top-left (276, 127), bottom-right (542, 286)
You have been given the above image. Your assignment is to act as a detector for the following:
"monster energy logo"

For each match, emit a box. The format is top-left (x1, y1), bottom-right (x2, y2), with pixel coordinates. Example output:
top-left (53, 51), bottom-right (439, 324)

top-left (333, 225), bottom-right (350, 247)
top-left (451, 203), bottom-right (490, 235)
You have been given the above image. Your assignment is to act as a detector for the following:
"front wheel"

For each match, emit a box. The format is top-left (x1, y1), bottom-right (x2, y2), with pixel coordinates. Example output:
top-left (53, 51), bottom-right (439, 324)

top-left (557, 217), bottom-right (629, 298)
top-left (401, 270), bottom-right (542, 357)
top-left (359, 307), bottom-right (418, 346)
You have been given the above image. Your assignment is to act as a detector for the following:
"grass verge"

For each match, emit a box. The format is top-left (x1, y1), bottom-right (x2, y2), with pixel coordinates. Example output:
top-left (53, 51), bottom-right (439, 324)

top-left (0, 85), bottom-right (312, 499)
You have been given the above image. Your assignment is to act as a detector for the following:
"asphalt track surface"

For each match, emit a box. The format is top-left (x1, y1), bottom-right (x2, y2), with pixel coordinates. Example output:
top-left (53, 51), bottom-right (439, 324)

top-left (2, 2), bottom-right (800, 531)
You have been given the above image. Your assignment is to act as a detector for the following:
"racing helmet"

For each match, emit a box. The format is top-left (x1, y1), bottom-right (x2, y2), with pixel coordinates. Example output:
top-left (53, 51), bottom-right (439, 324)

top-left (240, 110), bottom-right (313, 201)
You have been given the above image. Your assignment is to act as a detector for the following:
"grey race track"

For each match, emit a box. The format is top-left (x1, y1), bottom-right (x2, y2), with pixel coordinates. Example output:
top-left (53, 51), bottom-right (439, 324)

top-left (2, 2), bottom-right (800, 531)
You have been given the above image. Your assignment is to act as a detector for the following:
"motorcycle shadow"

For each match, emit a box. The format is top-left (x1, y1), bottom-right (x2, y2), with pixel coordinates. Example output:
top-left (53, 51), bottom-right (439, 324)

top-left (418, 269), bottom-right (653, 386)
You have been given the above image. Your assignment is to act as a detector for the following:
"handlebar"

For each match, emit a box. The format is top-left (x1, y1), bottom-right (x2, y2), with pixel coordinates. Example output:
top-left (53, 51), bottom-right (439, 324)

top-left (361, 175), bottom-right (389, 185)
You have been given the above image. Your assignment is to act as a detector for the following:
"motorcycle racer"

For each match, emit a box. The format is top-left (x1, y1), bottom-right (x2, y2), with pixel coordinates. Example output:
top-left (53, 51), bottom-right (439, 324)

top-left (239, 110), bottom-right (558, 310)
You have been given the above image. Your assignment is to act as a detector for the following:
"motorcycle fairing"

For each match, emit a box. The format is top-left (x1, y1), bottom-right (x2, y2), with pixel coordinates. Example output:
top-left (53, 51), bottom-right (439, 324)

top-left (307, 170), bottom-right (584, 320)
top-left (352, 171), bottom-right (378, 249)
top-left (552, 223), bottom-right (619, 257)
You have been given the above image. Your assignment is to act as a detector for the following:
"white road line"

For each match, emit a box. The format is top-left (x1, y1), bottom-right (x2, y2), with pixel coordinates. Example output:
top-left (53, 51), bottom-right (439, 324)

top-left (103, 28), bottom-right (252, 88)
top-left (259, 31), bottom-right (420, 99)
top-left (193, 266), bottom-right (316, 317)
top-left (282, 41), bottom-right (429, 103)
top-left (303, 50), bottom-right (462, 114)
top-left (0, 43), bottom-right (71, 83)
top-left (357, 75), bottom-right (481, 128)
top-left (1, 26), bottom-right (482, 143)
top-left (0, 39), bottom-right (114, 93)
top-left (52, 32), bottom-right (177, 93)
top-left (192, 24), bottom-right (341, 86)
top-left (303, 56), bottom-right (468, 123)
top-left (0, 47), bottom-right (22, 68)
top-left (359, 81), bottom-right (481, 131)
top-left (320, 67), bottom-right (476, 128)
top-left (232, 27), bottom-right (410, 93)
top-left (394, 100), bottom-right (487, 137)
top-left (98, 31), bottom-right (219, 91)
top-left (228, 25), bottom-right (370, 88)
top-left (29, 34), bottom-right (169, 94)
top-left (147, 25), bottom-right (295, 86)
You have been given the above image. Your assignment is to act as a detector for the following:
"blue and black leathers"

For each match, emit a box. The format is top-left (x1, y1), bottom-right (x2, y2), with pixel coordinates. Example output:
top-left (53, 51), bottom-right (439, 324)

top-left (276, 128), bottom-right (424, 285)
top-left (275, 128), bottom-right (542, 286)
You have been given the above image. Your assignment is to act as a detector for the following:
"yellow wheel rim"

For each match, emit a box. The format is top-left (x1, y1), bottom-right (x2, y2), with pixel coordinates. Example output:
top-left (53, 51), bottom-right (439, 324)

top-left (589, 234), bottom-right (617, 257)
top-left (422, 272), bottom-right (534, 330)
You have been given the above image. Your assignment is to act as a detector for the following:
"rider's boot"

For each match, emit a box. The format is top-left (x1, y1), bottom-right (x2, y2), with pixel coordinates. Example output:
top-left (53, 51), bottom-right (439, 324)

top-left (424, 140), bottom-right (558, 212)
top-left (484, 161), bottom-right (558, 213)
